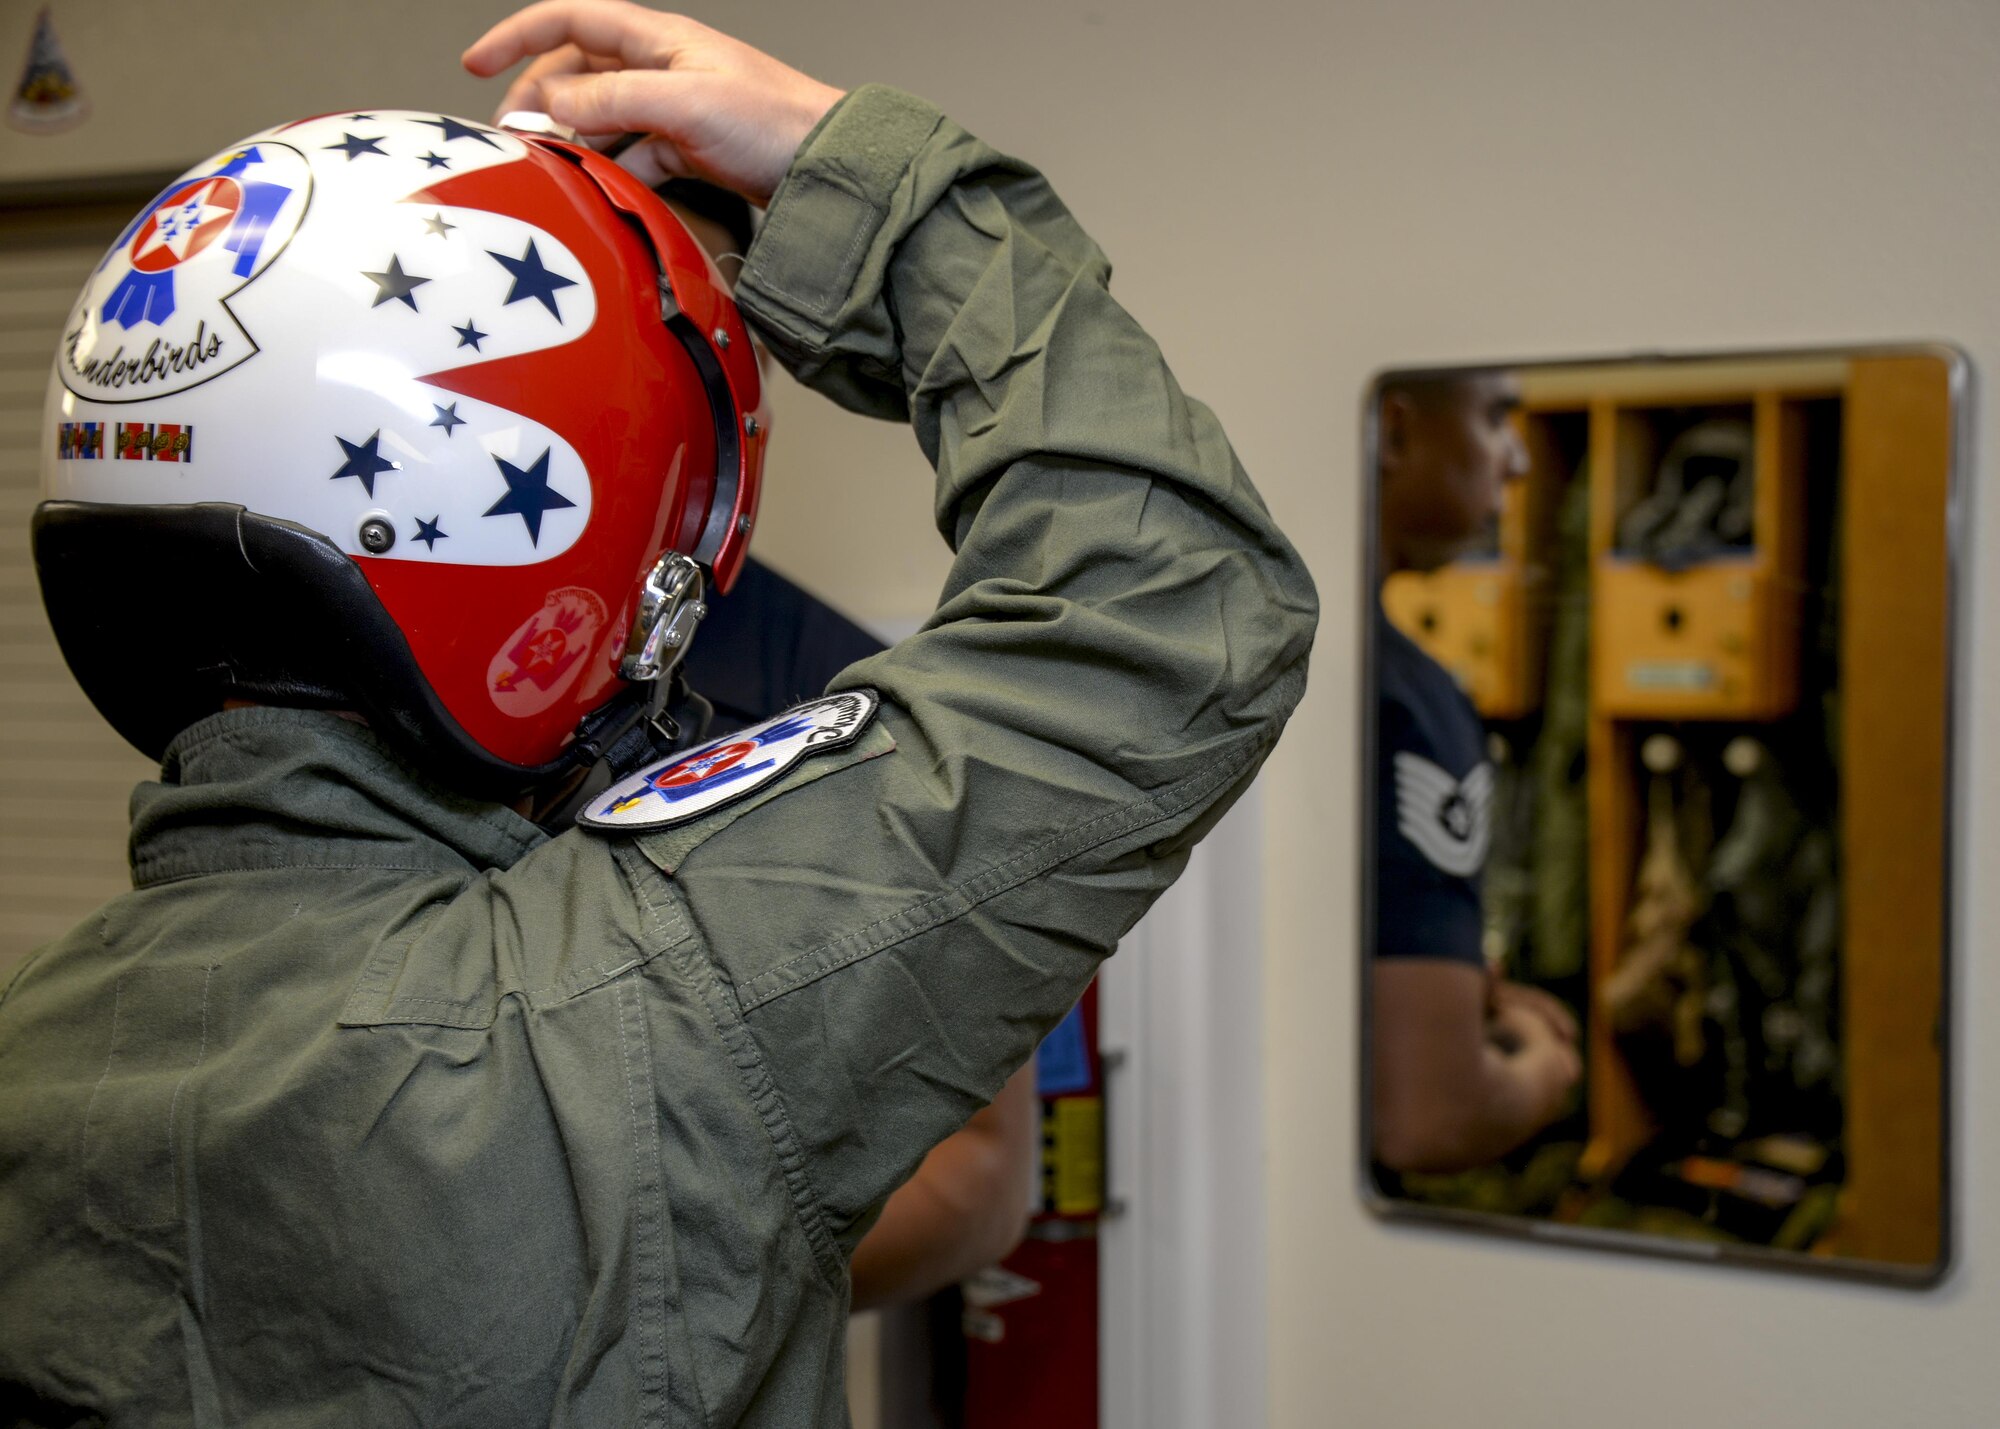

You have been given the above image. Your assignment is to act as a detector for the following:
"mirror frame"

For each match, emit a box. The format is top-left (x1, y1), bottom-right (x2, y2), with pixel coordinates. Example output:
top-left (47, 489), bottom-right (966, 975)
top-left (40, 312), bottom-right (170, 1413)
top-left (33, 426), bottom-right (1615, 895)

top-left (1355, 342), bottom-right (1970, 1287)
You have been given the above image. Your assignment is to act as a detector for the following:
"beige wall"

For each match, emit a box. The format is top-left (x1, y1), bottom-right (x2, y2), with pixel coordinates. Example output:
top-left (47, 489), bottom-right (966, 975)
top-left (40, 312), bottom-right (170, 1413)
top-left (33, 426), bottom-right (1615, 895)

top-left (9, 0), bottom-right (2000, 1423)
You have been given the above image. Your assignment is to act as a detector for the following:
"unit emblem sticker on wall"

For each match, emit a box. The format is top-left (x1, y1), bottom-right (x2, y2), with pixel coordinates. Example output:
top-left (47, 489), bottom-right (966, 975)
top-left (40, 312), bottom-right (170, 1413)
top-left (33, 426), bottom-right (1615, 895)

top-left (9, 7), bottom-right (88, 136)
top-left (59, 143), bottom-right (312, 404)
top-left (581, 689), bottom-right (882, 831)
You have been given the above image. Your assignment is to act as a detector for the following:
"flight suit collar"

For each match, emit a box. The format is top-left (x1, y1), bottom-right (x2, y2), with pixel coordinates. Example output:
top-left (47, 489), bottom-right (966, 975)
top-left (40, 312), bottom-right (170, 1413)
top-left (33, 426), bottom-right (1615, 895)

top-left (129, 707), bottom-right (547, 888)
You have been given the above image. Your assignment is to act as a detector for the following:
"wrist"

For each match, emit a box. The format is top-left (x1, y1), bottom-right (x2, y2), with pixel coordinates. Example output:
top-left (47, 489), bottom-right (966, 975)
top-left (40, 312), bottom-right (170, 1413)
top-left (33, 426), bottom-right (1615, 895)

top-left (740, 85), bottom-right (944, 343)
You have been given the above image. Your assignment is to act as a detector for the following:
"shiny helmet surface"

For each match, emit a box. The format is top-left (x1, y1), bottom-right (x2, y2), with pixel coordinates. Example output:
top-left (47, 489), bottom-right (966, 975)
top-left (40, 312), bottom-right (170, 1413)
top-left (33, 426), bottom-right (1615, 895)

top-left (36, 108), bottom-right (767, 796)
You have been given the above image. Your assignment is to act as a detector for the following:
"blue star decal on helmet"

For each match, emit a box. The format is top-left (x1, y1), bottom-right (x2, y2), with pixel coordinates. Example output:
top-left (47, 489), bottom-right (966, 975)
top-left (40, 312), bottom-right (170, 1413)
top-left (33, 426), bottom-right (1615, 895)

top-left (347, 113), bottom-right (377, 121)
top-left (418, 151), bottom-right (451, 170)
top-left (430, 401), bottom-right (465, 436)
top-left (361, 255), bottom-right (430, 310)
top-left (453, 319), bottom-right (487, 351)
top-left (488, 239), bottom-right (577, 321)
top-left (482, 448), bottom-right (575, 546)
top-left (413, 516), bottom-right (447, 550)
top-left (418, 115), bottom-right (502, 148)
top-left (325, 132), bottom-right (387, 161)
top-left (331, 431), bottom-right (398, 497)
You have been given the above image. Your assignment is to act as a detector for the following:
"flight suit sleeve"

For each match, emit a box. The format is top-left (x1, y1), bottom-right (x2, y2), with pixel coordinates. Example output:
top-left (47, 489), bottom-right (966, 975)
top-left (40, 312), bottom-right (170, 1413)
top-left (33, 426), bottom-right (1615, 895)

top-left (628, 85), bottom-right (1318, 1253)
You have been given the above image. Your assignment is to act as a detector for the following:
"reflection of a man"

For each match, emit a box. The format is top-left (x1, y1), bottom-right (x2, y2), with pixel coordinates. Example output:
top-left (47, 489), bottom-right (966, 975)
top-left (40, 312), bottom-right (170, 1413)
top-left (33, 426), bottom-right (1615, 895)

top-left (1371, 373), bottom-right (1581, 1173)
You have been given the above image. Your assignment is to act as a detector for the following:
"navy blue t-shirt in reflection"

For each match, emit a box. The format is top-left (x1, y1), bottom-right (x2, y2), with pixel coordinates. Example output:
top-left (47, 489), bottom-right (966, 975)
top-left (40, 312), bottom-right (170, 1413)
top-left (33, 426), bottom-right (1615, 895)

top-left (1375, 606), bottom-right (1491, 968)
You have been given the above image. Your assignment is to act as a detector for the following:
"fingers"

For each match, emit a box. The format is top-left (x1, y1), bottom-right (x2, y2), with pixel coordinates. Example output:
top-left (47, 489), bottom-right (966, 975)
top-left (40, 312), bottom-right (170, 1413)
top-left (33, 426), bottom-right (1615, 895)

top-left (540, 69), bottom-right (683, 137)
top-left (493, 44), bottom-right (590, 120)
top-left (613, 135), bottom-right (693, 187)
top-left (1555, 1041), bottom-right (1582, 1087)
top-left (527, 71), bottom-right (696, 180)
top-left (1494, 980), bottom-right (1580, 1043)
top-left (1492, 1000), bottom-right (1577, 1076)
top-left (1487, 1002), bottom-right (1537, 1050)
top-left (1520, 987), bottom-right (1580, 1043)
top-left (464, 0), bottom-right (697, 76)
top-left (1509, 1005), bottom-right (1581, 1086)
top-left (468, 3), bottom-right (839, 205)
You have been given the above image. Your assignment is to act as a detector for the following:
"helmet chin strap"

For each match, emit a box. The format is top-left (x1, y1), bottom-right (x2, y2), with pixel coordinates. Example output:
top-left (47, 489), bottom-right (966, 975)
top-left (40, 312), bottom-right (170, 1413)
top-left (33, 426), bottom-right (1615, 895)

top-left (539, 663), bottom-right (714, 832)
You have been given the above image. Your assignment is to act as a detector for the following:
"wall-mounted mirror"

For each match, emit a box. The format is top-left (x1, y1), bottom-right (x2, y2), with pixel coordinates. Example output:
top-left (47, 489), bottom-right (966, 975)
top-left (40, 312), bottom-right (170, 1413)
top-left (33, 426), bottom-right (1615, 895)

top-left (1361, 347), bottom-right (1961, 1283)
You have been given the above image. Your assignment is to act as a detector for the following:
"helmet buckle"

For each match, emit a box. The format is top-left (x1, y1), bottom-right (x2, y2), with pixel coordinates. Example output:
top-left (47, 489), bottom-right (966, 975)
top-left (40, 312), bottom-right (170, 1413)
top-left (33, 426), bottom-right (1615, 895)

top-left (621, 551), bottom-right (706, 683)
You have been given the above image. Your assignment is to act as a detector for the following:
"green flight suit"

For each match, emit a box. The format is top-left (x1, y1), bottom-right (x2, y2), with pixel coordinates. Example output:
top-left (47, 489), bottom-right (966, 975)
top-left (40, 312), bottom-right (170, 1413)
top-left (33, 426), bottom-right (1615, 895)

top-left (0, 85), bottom-right (1317, 1427)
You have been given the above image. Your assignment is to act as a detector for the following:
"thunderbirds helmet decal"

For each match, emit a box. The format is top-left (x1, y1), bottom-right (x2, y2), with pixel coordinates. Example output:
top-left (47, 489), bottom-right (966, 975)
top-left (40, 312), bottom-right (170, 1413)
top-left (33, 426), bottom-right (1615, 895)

top-left (49, 112), bottom-right (600, 567)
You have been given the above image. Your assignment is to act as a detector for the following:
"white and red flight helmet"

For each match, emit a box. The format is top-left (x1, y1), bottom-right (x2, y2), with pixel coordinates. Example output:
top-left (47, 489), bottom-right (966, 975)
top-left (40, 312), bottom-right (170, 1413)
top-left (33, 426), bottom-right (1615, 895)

top-left (34, 109), bottom-right (766, 797)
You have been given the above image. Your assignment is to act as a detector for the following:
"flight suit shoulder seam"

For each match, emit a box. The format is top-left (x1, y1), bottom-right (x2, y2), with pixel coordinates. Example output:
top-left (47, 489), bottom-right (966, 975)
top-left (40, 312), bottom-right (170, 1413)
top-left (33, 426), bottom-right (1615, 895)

top-left (610, 843), bottom-right (848, 1290)
top-left (524, 853), bottom-right (692, 1008)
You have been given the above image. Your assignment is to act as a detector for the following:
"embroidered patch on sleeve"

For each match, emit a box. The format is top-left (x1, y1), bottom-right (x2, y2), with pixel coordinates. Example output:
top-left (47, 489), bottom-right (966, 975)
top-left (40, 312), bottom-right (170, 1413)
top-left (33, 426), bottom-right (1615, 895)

top-left (579, 688), bottom-right (881, 832)
top-left (1393, 752), bottom-right (1492, 879)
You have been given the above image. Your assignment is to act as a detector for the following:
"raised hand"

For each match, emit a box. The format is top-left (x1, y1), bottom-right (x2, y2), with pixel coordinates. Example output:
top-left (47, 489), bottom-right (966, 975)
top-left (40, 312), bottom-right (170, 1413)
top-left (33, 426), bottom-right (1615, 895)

top-left (463, 1), bottom-right (845, 204)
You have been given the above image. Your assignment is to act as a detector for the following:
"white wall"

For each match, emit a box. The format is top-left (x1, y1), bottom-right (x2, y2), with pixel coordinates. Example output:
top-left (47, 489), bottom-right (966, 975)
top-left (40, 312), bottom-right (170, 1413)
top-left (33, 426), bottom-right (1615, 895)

top-left (9, 1), bottom-right (2000, 1423)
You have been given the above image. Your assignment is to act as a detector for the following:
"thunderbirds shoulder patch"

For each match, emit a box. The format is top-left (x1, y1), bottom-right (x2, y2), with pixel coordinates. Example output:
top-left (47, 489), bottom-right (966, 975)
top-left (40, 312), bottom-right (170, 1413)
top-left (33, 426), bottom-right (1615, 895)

top-left (579, 689), bottom-right (881, 831)
top-left (1392, 751), bottom-right (1492, 879)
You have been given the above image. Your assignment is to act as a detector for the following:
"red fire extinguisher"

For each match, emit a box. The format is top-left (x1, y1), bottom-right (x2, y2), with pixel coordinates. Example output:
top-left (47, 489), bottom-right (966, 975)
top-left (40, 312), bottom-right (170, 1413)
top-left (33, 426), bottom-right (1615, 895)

top-left (960, 982), bottom-right (1104, 1429)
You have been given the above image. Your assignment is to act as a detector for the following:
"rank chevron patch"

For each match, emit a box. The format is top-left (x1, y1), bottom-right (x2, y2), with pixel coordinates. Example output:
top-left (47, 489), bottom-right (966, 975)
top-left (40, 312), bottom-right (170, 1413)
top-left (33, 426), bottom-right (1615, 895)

top-left (1393, 752), bottom-right (1493, 878)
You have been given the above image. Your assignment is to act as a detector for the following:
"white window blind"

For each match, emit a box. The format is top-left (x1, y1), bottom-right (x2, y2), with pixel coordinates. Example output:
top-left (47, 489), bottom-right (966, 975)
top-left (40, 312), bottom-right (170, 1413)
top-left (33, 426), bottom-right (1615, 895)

top-left (0, 202), bottom-right (161, 982)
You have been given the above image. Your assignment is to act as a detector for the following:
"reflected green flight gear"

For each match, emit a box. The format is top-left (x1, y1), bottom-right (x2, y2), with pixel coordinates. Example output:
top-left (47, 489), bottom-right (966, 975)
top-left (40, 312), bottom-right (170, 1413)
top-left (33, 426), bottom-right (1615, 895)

top-left (0, 85), bottom-right (1316, 1427)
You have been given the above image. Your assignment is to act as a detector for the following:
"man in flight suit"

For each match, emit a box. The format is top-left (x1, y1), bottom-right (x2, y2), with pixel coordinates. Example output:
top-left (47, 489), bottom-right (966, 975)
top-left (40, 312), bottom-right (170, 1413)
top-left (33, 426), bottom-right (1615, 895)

top-left (0, 3), bottom-right (1316, 1424)
top-left (1370, 371), bottom-right (1580, 1174)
